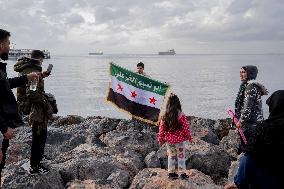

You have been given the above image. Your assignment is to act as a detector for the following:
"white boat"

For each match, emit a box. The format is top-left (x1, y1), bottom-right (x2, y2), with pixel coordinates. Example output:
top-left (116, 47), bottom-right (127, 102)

top-left (89, 51), bottom-right (103, 55)
top-left (158, 49), bottom-right (176, 55)
top-left (8, 49), bottom-right (51, 59)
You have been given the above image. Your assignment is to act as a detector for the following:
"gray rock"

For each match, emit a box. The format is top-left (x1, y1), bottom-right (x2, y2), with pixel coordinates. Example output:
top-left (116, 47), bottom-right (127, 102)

top-left (100, 130), bottom-right (159, 157)
top-left (220, 130), bottom-right (240, 159)
top-left (129, 168), bottom-right (222, 189)
top-left (189, 146), bottom-right (235, 184)
top-left (87, 117), bottom-right (120, 137)
top-left (188, 116), bottom-right (216, 130)
top-left (213, 118), bottom-right (231, 140)
top-left (107, 170), bottom-right (130, 188)
top-left (2, 164), bottom-right (64, 189)
top-left (51, 115), bottom-right (84, 126)
top-left (145, 151), bottom-right (161, 168)
top-left (47, 128), bottom-right (73, 145)
top-left (53, 157), bottom-right (122, 185)
top-left (200, 128), bottom-right (220, 145)
top-left (117, 119), bottom-right (158, 133)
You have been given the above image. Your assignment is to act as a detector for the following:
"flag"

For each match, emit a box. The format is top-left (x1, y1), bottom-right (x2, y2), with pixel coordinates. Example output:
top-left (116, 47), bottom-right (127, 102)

top-left (106, 63), bottom-right (171, 125)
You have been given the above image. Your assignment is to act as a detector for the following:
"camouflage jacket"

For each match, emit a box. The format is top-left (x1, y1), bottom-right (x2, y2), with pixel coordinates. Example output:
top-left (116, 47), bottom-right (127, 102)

top-left (14, 57), bottom-right (45, 116)
top-left (239, 80), bottom-right (268, 124)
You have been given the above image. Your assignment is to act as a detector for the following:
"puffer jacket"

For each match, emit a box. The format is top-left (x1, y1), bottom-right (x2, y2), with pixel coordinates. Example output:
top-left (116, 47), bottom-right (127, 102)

top-left (239, 80), bottom-right (268, 124)
top-left (14, 57), bottom-right (45, 116)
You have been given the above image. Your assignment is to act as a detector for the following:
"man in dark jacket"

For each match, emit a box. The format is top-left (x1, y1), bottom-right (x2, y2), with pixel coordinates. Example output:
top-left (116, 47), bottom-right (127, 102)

top-left (14, 50), bottom-right (52, 174)
top-left (0, 29), bottom-right (38, 180)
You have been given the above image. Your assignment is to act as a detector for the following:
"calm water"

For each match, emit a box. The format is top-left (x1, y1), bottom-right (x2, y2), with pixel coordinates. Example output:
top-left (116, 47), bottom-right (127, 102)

top-left (6, 54), bottom-right (284, 120)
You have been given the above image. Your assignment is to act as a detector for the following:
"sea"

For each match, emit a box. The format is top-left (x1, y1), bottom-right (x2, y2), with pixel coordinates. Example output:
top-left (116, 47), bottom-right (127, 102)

top-left (6, 54), bottom-right (284, 120)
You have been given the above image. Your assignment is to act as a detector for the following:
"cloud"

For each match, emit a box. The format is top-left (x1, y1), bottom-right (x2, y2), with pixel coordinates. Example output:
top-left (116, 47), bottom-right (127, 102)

top-left (0, 0), bottom-right (284, 54)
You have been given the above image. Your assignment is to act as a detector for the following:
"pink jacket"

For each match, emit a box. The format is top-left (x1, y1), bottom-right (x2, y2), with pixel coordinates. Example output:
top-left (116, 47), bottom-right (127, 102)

top-left (158, 113), bottom-right (192, 145)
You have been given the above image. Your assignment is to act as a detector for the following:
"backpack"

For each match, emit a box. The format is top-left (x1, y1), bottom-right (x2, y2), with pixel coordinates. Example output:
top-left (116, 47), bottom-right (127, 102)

top-left (43, 93), bottom-right (58, 114)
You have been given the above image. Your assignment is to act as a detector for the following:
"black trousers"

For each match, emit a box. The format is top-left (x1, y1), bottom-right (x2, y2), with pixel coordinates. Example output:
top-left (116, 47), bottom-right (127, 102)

top-left (30, 121), bottom-right (47, 168)
top-left (238, 123), bottom-right (256, 153)
top-left (0, 138), bottom-right (10, 174)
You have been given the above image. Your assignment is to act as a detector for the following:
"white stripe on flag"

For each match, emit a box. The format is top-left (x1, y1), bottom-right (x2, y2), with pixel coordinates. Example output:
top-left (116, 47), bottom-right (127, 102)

top-left (110, 76), bottom-right (164, 109)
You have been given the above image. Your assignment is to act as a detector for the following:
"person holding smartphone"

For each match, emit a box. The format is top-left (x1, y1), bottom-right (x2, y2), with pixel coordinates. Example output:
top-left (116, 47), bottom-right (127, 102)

top-left (14, 50), bottom-right (53, 174)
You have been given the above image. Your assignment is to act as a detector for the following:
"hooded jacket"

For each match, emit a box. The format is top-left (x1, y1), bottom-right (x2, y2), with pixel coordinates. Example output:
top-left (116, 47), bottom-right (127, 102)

top-left (0, 62), bottom-right (28, 134)
top-left (235, 65), bottom-right (268, 124)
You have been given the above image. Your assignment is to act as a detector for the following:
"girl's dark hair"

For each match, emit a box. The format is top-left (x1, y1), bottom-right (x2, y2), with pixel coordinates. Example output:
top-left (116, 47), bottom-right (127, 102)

top-left (163, 94), bottom-right (182, 132)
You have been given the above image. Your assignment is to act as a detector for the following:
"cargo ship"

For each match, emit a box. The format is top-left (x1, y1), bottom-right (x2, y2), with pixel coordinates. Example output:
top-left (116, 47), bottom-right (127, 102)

top-left (89, 51), bottom-right (103, 55)
top-left (158, 49), bottom-right (176, 55)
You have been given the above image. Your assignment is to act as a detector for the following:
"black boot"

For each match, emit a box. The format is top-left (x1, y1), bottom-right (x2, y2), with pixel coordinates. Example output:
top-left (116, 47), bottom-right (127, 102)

top-left (168, 172), bottom-right (179, 180)
top-left (180, 173), bottom-right (189, 180)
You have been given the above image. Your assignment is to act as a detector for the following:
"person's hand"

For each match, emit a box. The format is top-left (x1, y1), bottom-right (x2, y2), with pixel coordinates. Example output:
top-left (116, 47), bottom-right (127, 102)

top-left (236, 121), bottom-right (242, 128)
top-left (42, 71), bottom-right (50, 78)
top-left (27, 72), bottom-right (39, 82)
top-left (4, 127), bottom-right (14, 139)
top-left (224, 182), bottom-right (238, 189)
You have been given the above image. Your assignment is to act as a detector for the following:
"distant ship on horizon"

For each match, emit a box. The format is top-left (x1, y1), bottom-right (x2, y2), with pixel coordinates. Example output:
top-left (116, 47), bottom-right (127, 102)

top-left (89, 51), bottom-right (103, 55)
top-left (158, 49), bottom-right (176, 55)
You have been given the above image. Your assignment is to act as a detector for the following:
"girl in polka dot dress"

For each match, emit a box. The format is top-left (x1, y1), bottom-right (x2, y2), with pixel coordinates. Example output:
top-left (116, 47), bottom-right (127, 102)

top-left (158, 93), bottom-right (192, 180)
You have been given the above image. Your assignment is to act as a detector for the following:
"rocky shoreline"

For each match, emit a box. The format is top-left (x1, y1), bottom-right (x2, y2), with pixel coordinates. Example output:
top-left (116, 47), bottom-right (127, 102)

top-left (1, 115), bottom-right (242, 189)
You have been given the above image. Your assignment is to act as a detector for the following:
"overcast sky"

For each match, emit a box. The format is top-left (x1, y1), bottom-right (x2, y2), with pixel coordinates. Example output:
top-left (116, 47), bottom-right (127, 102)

top-left (1, 0), bottom-right (284, 55)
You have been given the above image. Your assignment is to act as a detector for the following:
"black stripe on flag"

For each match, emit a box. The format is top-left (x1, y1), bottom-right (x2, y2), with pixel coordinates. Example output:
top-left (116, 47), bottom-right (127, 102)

top-left (107, 88), bottom-right (160, 122)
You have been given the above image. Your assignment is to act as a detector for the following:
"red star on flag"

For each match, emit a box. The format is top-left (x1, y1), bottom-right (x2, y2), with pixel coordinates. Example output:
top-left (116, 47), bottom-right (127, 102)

top-left (131, 91), bottom-right (137, 98)
top-left (149, 97), bottom-right (157, 105)
top-left (117, 84), bottom-right (123, 92)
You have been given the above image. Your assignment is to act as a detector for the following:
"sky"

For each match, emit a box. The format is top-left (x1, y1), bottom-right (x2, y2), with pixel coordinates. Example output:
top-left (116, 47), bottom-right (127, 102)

top-left (1, 0), bottom-right (284, 55)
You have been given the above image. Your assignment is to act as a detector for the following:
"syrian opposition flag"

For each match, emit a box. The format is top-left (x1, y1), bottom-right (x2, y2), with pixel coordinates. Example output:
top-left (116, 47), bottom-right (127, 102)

top-left (106, 63), bottom-right (170, 125)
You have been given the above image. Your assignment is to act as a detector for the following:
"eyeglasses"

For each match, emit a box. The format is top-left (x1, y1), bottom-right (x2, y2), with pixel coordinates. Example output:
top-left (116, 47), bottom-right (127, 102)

top-left (240, 71), bottom-right (246, 73)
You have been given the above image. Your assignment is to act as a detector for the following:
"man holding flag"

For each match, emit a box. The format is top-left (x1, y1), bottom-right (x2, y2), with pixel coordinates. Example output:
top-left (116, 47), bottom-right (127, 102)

top-left (106, 63), bottom-right (170, 125)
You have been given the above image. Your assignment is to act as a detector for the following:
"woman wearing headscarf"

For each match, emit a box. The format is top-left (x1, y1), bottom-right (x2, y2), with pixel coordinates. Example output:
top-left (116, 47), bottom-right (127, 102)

top-left (225, 90), bottom-right (284, 189)
top-left (234, 65), bottom-right (268, 151)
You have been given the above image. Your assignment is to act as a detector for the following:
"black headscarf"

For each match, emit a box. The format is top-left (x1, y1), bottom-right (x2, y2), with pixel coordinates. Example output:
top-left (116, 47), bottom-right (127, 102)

top-left (235, 65), bottom-right (258, 118)
top-left (246, 90), bottom-right (284, 173)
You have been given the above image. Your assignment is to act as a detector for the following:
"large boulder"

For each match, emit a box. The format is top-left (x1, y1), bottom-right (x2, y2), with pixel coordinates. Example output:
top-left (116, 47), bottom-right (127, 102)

top-left (220, 130), bottom-right (240, 159)
top-left (144, 151), bottom-right (161, 168)
top-left (51, 115), bottom-right (85, 126)
top-left (129, 168), bottom-right (222, 189)
top-left (188, 116), bottom-right (219, 145)
top-left (116, 119), bottom-right (158, 133)
top-left (189, 146), bottom-right (235, 185)
top-left (100, 130), bottom-right (159, 157)
top-left (2, 162), bottom-right (64, 189)
top-left (213, 118), bottom-right (231, 140)
top-left (53, 144), bottom-right (144, 181)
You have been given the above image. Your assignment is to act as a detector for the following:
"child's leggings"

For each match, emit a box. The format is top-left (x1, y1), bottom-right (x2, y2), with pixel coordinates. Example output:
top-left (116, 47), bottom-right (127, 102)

top-left (166, 141), bottom-right (186, 173)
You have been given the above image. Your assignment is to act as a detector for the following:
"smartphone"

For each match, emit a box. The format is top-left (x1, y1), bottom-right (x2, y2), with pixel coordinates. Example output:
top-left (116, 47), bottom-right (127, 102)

top-left (46, 64), bottom-right (53, 74)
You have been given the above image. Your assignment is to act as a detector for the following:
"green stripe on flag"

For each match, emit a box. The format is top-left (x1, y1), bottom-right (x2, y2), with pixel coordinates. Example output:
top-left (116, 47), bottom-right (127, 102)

top-left (110, 63), bottom-right (169, 96)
